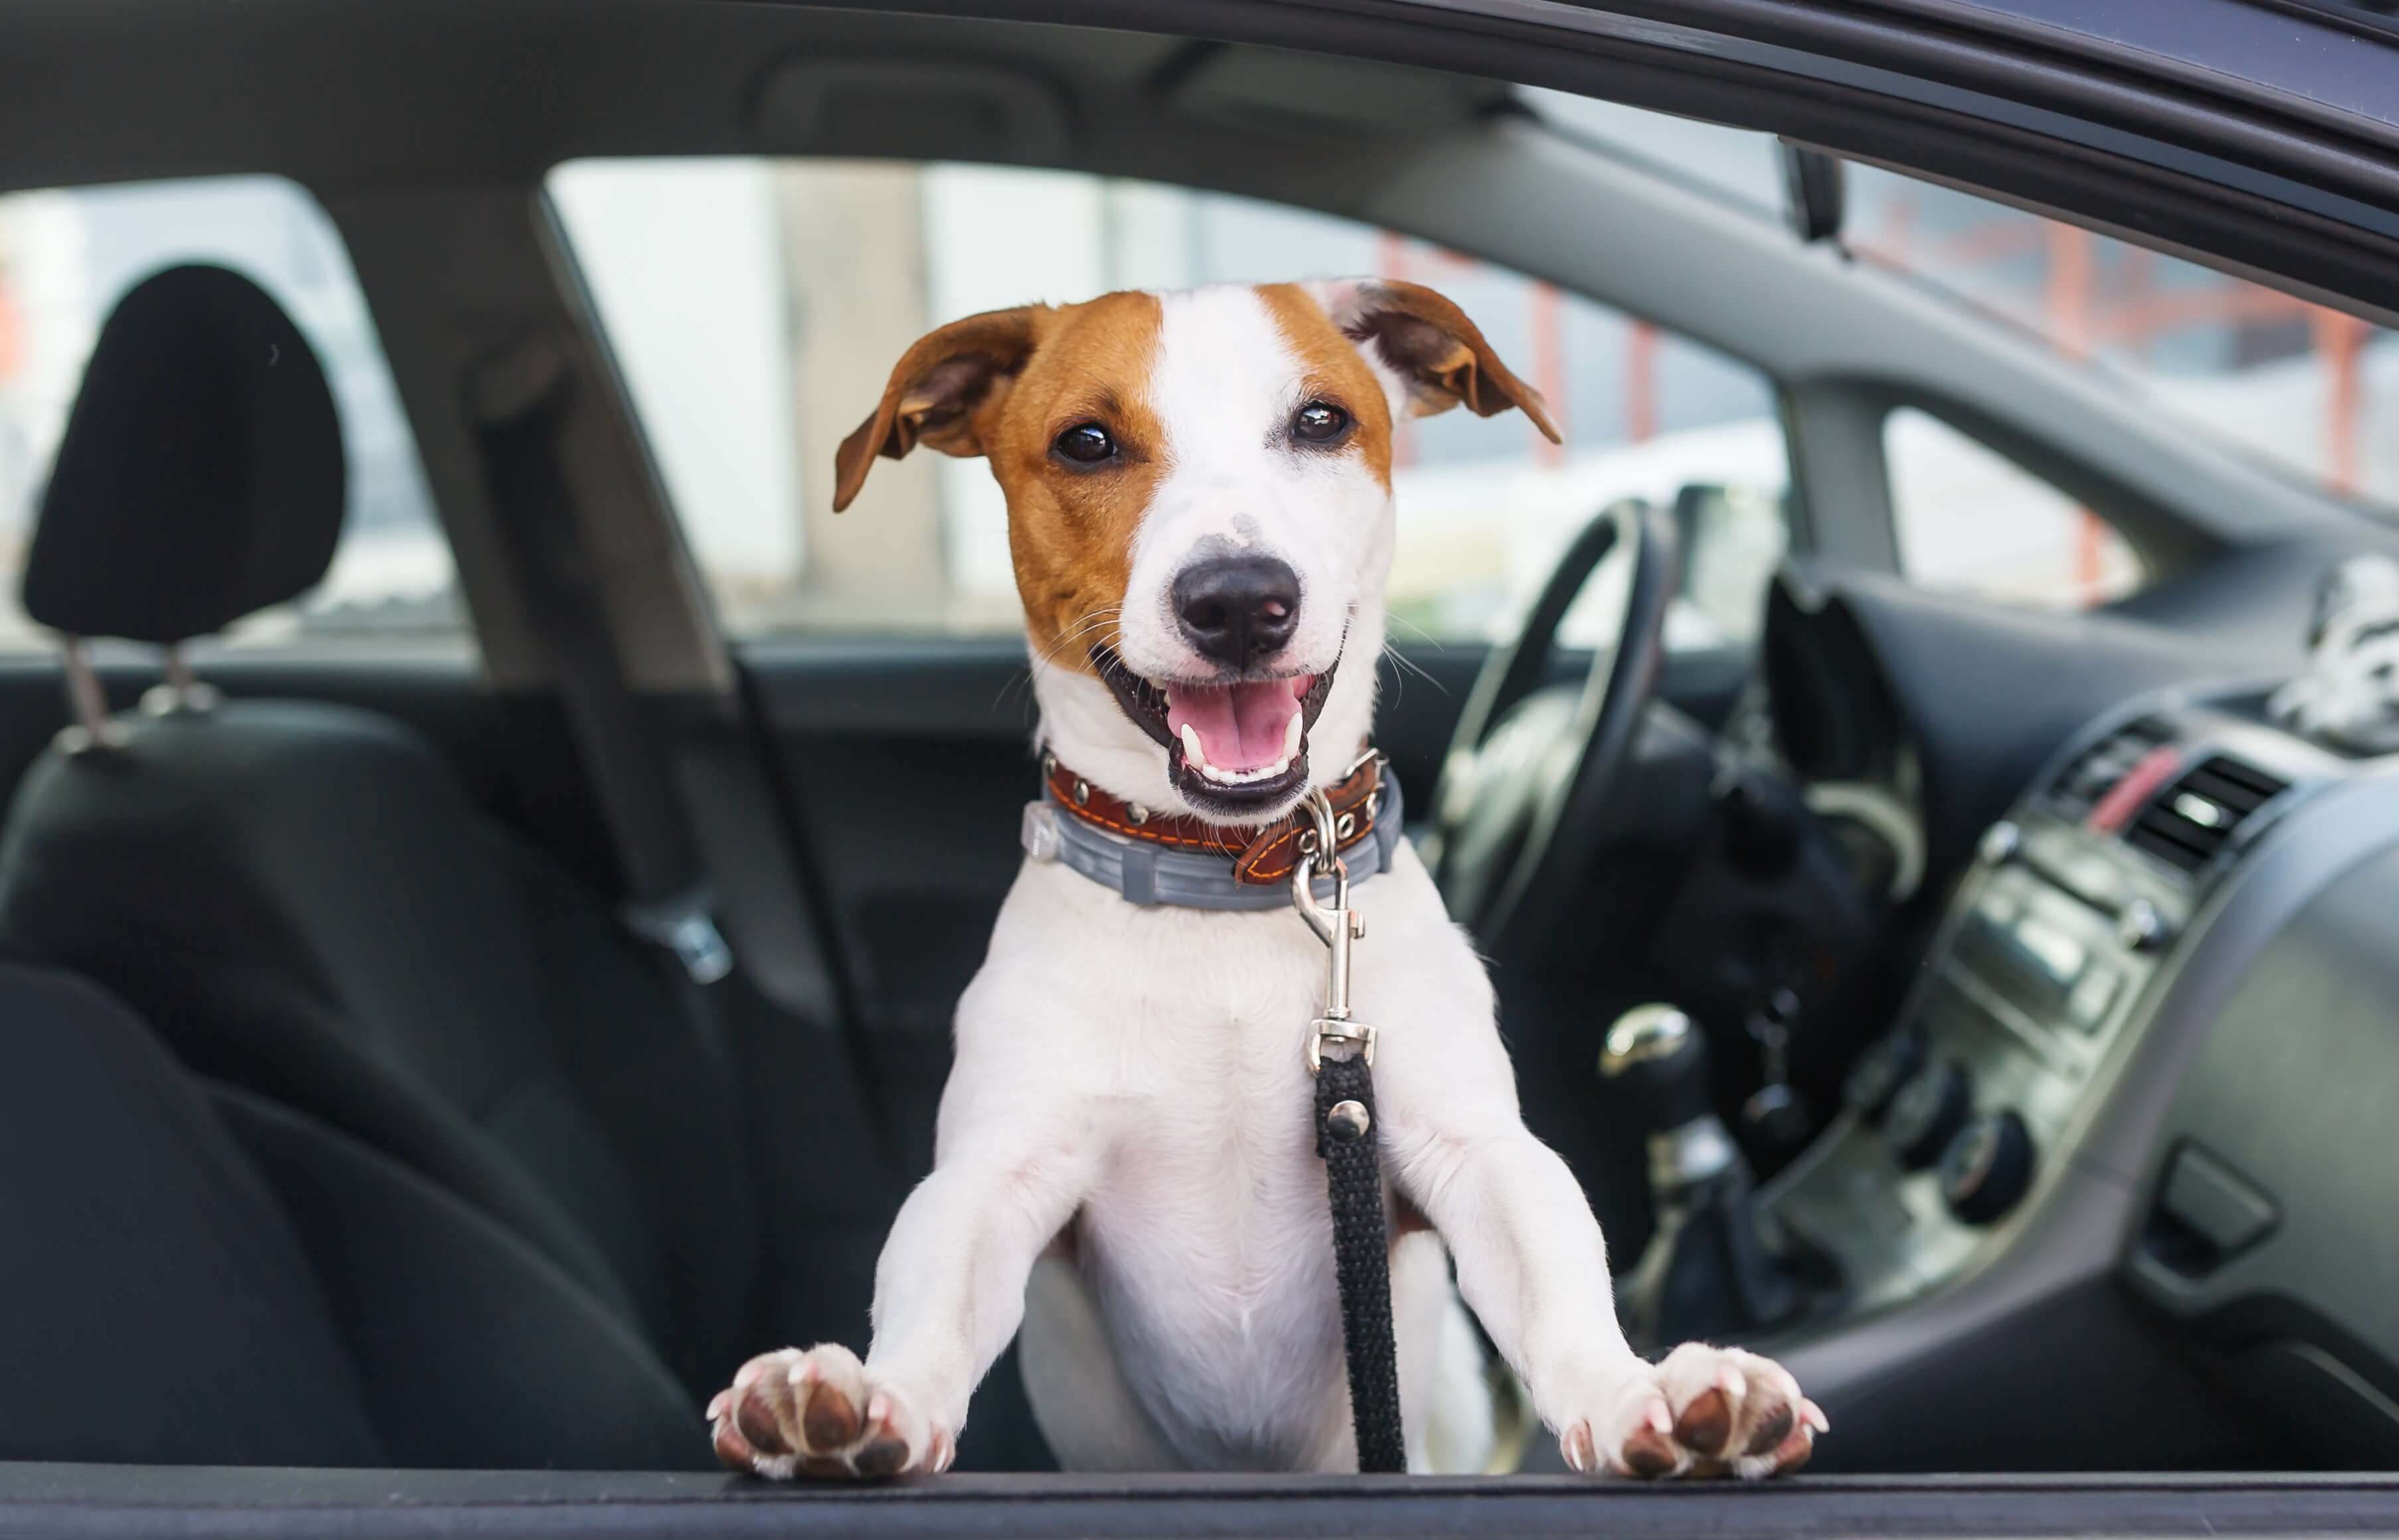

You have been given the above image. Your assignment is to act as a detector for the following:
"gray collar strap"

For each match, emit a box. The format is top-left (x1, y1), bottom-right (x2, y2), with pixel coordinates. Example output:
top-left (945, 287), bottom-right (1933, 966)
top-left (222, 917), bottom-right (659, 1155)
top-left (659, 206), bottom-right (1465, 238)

top-left (1021, 773), bottom-right (1405, 910)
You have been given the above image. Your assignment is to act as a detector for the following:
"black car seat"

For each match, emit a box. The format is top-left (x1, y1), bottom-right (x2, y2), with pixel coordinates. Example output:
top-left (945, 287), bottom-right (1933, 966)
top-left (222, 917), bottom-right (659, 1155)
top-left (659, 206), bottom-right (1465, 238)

top-left (0, 959), bottom-right (704, 1469)
top-left (0, 266), bottom-right (764, 1450)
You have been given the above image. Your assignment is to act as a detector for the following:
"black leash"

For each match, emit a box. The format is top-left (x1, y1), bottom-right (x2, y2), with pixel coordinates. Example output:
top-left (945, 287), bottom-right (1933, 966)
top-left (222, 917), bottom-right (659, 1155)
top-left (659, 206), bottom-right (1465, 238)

top-left (1293, 786), bottom-right (1406, 1473)
top-left (1315, 1054), bottom-right (1405, 1472)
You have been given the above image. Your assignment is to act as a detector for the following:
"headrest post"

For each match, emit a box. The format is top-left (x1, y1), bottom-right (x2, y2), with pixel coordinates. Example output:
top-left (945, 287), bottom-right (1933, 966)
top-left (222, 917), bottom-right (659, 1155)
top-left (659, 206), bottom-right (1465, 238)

top-left (142, 642), bottom-right (221, 719)
top-left (54, 637), bottom-right (128, 757)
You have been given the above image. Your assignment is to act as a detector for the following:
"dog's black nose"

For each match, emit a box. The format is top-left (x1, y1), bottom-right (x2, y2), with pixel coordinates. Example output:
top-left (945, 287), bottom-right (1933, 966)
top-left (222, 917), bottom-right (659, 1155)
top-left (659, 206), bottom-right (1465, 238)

top-left (1173, 555), bottom-right (1301, 668)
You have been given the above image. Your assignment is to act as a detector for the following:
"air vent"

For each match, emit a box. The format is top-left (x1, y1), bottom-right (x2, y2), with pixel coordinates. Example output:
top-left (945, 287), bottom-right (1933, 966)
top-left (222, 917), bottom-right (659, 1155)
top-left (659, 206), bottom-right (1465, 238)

top-left (2053, 716), bottom-right (2174, 816)
top-left (2123, 757), bottom-right (2289, 873)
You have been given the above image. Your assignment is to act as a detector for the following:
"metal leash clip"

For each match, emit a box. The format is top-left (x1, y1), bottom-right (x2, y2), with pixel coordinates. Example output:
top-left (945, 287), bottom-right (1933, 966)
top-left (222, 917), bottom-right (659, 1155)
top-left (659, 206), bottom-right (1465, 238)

top-left (1292, 787), bottom-right (1375, 1074)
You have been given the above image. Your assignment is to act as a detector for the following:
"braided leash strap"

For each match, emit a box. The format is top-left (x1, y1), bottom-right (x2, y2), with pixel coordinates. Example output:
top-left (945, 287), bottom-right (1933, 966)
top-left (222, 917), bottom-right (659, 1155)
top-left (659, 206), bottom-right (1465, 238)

top-left (1315, 1052), bottom-right (1405, 1472)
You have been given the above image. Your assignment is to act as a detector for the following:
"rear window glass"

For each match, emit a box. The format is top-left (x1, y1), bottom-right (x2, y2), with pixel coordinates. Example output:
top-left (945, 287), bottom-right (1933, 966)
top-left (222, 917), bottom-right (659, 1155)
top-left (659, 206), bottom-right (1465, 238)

top-left (0, 174), bottom-right (460, 652)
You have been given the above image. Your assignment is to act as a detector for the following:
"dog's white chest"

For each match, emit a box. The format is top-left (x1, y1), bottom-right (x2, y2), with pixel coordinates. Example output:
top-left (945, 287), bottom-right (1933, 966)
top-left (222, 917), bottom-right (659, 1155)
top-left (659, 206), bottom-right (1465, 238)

top-left (955, 859), bottom-right (1375, 1467)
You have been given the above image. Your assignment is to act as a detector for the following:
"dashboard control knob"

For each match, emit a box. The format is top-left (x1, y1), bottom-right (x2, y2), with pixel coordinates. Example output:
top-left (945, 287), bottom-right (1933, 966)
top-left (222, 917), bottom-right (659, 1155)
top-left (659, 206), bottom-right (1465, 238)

top-left (1842, 1029), bottom-right (1927, 1121)
top-left (1978, 820), bottom-right (2021, 866)
top-left (1939, 1109), bottom-right (2035, 1224)
top-left (2117, 898), bottom-right (2170, 951)
top-left (1884, 1060), bottom-right (1971, 1171)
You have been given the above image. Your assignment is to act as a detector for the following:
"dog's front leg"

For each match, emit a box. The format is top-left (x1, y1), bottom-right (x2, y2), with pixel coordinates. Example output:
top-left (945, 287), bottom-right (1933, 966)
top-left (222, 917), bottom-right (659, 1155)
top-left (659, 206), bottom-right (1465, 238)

top-left (1379, 997), bottom-right (1824, 1478)
top-left (712, 1104), bottom-right (1098, 1480)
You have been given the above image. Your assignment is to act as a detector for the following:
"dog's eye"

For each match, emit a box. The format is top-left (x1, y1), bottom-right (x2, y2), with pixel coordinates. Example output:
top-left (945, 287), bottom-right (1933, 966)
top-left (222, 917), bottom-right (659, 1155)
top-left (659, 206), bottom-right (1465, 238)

top-left (1292, 402), bottom-right (1350, 443)
top-left (1054, 423), bottom-right (1117, 464)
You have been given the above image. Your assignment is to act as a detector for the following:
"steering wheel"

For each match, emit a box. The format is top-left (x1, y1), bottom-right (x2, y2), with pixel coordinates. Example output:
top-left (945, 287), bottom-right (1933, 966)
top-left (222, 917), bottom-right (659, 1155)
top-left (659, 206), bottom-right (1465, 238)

top-left (1431, 498), bottom-right (1680, 950)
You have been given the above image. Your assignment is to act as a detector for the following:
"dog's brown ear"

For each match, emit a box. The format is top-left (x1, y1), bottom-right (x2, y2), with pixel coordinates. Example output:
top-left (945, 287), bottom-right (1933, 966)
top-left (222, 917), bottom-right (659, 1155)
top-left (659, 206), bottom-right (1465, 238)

top-left (1303, 278), bottom-right (1561, 444)
top-left (832, 306), bottom-right (1047, 511)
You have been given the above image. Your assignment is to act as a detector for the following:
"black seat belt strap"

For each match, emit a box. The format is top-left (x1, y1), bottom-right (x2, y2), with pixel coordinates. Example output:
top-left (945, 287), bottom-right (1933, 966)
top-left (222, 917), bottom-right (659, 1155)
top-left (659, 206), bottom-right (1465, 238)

top-left (469, 343), bottom-right (732, 993)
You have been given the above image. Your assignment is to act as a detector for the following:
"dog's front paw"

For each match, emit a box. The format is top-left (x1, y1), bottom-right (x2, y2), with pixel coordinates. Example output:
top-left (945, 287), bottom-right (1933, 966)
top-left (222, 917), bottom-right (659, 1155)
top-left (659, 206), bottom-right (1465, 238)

top-left (708, 1344), bottom-right (953, 1479)
top-left (1561, 1343), bottom-right (1826, 1480)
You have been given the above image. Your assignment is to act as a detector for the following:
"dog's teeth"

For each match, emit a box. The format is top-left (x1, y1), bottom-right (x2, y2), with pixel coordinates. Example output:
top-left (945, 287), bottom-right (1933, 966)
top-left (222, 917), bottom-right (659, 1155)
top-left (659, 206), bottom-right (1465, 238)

top-left (1180, 723), bottom-right (1207, 769)
top-left (1284, 712), bottom-right (1304, 759)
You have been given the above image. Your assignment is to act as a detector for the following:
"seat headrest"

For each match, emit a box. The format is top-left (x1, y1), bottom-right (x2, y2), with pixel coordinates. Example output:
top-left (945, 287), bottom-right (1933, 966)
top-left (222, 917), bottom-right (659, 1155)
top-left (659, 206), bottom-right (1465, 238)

top-left (23, 264), bottom-right (345, 644)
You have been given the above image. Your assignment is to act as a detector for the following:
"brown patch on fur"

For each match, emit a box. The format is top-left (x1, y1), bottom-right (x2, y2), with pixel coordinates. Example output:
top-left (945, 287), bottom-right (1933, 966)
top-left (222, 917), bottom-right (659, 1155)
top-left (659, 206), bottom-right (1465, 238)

top-left (832, 306), bottom-right (1045, 512)
top-left (1256, 283), bottom-right (1399, 492)
top-left (987, 292), bottom-right (1167, 672)
top-left (1325, 279), bottom-right (1561, 441)
top-left (832, 281), bottom-right (1542, 679)
top-left (833, 293), bottom-right (1165, 676)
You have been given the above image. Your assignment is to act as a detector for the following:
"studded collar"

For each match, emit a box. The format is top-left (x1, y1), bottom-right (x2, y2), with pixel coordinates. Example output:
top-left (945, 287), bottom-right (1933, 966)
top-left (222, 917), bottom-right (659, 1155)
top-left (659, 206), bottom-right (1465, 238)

top-left (1042, 749), bottom-right (1388, 887)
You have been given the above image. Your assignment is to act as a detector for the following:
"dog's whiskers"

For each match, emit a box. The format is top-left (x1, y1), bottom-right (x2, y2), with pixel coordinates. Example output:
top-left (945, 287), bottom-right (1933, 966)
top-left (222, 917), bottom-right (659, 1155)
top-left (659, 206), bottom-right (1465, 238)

top-left (1008, 606), bottom-right (1127, 709)
top-left (1380, 637), bottom-right (1447, 697)
top-left (1033, 606), bottom-right (1125, 670)
top-left (1003, 604), bottom-right (1132, 714)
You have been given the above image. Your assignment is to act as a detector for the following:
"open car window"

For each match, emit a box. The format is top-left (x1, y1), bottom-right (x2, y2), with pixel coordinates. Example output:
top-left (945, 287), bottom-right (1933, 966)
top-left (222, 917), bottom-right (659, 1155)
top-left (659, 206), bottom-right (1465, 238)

top-left (1841, 162), bottom-right (2398, 519)
top-left (545, 157), bottom-right (1788, 649)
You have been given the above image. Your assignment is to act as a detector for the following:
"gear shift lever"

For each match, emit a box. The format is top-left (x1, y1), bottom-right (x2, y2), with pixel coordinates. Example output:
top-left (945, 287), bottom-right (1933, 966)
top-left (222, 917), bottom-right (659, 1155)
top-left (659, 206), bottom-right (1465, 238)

top-left (1601, 1004), bottom-right (1811, 1349)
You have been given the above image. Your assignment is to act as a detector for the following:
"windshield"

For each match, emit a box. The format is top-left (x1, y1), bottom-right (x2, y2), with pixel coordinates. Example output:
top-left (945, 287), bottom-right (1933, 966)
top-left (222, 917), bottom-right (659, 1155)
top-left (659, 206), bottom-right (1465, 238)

top-left (1527, 88), bottom-right (2398, 516)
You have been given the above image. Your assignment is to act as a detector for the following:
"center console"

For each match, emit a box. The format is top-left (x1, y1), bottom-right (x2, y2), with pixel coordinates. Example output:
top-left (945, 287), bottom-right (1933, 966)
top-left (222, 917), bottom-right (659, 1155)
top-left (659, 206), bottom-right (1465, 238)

top-left (1761, 693), bottom-right (2333, 1319)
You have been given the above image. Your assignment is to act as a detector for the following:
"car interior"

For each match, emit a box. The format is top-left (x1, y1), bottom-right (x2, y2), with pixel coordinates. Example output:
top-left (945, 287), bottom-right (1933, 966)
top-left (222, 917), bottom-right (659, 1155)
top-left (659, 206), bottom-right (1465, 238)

top-left (2, 0), bottom-right (2398, 1527)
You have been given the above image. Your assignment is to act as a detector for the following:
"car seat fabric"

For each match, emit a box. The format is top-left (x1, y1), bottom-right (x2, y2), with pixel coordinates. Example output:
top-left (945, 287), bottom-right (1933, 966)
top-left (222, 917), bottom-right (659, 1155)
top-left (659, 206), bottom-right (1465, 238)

top-left (210, 1084), bottom-right (707, 1470)
top-left (0, 700), bottom-right (763, 1398)
top-left (0, 963), bottom-right (387, 1468)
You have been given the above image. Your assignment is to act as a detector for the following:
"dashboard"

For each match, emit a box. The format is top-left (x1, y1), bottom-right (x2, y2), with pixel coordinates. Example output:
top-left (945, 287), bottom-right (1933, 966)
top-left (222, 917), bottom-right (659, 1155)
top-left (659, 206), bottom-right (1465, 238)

top-left (1763, 680), bottom-right (2399, 1462)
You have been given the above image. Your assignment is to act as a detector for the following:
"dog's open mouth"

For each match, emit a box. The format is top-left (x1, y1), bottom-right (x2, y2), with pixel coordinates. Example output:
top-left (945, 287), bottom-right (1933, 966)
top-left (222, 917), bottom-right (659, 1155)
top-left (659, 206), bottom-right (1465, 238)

top-left (1094, 645), bottom-right (1337, 815)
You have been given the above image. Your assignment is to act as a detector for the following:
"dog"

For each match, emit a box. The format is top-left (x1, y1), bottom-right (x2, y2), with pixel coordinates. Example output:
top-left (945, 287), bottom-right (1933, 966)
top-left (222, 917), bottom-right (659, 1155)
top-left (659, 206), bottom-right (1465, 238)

top-left (707, 279), bottom-right (1824, 1480)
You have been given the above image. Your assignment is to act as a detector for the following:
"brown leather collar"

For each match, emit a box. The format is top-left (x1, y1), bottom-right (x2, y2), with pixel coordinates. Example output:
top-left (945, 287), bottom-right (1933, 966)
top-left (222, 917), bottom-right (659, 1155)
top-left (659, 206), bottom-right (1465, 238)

top-left (1044, 750), bottom-right (1386, 886)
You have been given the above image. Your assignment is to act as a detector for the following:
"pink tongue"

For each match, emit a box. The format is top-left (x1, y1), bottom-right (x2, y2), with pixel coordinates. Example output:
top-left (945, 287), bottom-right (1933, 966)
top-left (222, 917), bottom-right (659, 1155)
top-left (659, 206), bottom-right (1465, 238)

top-left (1165, 677), bottom-right (1311, 773)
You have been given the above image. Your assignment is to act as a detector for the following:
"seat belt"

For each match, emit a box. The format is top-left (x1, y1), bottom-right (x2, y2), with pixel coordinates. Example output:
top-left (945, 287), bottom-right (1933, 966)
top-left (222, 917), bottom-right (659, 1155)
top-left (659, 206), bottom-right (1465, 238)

top-left (468, 343), bottom-right (734, 1003)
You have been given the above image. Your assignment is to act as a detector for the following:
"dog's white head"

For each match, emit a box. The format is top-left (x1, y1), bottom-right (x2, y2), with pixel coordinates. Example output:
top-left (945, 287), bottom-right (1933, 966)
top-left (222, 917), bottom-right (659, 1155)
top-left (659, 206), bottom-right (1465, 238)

top-left (834, 280), bottom-right (1557, 824)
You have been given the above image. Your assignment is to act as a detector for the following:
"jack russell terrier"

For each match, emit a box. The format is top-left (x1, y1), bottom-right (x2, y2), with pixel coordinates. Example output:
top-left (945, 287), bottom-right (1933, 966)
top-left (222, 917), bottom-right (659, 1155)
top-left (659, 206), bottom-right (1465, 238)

top-left (707, 279), bottom-right (1824, 1480)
